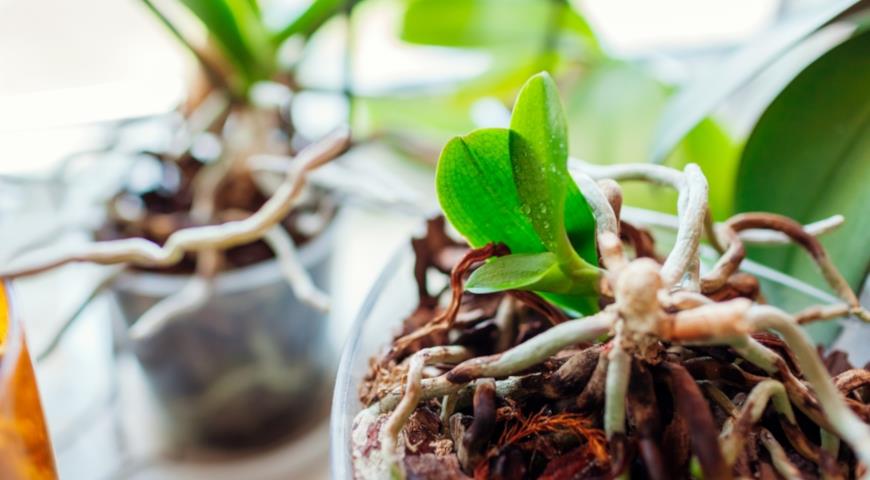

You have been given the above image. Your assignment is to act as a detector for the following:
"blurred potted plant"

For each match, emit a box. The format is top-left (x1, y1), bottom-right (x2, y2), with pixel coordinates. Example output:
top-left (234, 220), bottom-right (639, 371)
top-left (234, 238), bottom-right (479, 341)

top-left (10, 0), bottom-right (357, 453)
top-left (3, 128), bottom-right (348, 454)
top-left (99, 0), bottom-right (349, 451)
top-left (337, 72), bottom-right (870, 479)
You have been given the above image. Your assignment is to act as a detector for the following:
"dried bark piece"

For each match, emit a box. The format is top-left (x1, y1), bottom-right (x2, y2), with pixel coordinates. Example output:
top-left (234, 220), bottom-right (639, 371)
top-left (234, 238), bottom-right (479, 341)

top-left (551, 345), bottom-right (604, 394)
top-left (661, 361), bottom-right (732, 480)
top-left (404, 453), bottom-right (470, 480)
top-left (391, 243), bottom-right (510, 361)
top-left (620, 221), bottom-right (660, 261)
top-left (509, 291), bottom-right (569, 325)
top-left (627, 361), bottom-right (669, 480)
top-left (576, 348), bottom-right (610, 409)
top-left (459, 379), bottom-right (497, 472)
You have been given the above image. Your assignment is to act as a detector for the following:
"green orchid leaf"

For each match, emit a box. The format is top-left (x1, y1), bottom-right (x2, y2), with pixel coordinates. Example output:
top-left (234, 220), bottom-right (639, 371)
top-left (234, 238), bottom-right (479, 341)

top-left (736, 28), bottom-right (870, 297)
top-left (400, 0), bottom-right (599, 53)
top-left (509, 72), bottom-right (597, 271)
top-left (466, 252), bottom-right (597, 295)
top-left (465, 252), bottom-right (563, 294)
top-left (436, 74), bottom-right (601, 314)
top-left (436, 128), bottom-right (546, 253)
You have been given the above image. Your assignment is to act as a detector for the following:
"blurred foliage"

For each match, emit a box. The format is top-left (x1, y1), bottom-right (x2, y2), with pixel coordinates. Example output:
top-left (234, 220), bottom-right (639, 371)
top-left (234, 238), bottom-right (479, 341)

top-left (146, 0), bottom-right (345, 96)
top-left (400, 0), bottom-right (599, 54)
top-left (650, 0), bottom-right (862, 165)
top-left (565, 61), bottom-right (737, 219)
top-left (147, 0), bottom-right (869, 293)
top-left (393, 0), bottom-right (868, 293)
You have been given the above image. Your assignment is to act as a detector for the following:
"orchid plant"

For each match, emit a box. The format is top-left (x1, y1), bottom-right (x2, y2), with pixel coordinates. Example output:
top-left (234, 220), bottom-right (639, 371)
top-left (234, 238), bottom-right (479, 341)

top-left (350, 72), bottom-right (870, 480)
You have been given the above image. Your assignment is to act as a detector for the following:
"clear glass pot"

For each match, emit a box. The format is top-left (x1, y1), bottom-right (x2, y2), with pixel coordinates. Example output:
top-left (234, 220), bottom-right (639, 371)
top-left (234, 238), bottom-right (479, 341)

top-left (0, 281), bottom-right (58, 479)
top-left (329, 242), bottom-right (868, 479)
top-left (112, 223), bottom-right (336, 452)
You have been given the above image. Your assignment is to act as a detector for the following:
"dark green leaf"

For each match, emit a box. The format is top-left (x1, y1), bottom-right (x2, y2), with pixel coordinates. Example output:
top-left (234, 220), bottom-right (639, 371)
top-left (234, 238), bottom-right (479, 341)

top-left (510, 71), bottom-right (596, 270)
top-left (650, 0), bottom-right (861, 164)
top-left (436, 128), bottom-right (545, 253)
top-left (736, 29), bottom-right (870, 293)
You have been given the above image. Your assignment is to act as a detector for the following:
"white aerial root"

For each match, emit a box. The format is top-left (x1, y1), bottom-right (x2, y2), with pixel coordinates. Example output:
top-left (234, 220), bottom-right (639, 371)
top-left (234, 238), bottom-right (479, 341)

top-left (0, 127), bottom-right (350, 278)
top-left (662, 164), bottom-right (708, 288)
top-left (445, 309), bottom-right (615, 381)
top-left (262, 225), bottom-right (330, 313)
top-left (380, 346), bottom-right (472, 460)
top-left (570, 159), bottom-right (709, 288)
top-left (759, 428), bottom-right (803, 479)
top-left (720, 379), bottom-right (796, 465)
top-left (129, 277), bottom-right (213, 341)
top-left (573, 158), bottom-right (865, 321)
top-left (248, 153), bottom-right (426, 214)
top-left (746, 305), bottom-right (870, 472)
top-left (569, 170), bottom-right (619, 237)
top-left (129, 249), bottom-right (221, 341)
top-left (604, 322), bottom-right (630, 439)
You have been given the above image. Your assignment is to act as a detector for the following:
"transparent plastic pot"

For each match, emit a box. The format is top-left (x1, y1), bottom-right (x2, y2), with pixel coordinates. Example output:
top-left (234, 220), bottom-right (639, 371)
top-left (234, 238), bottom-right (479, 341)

top-left (112, 223), bottom-right (335, 452)
top-left (329, 242), bottom-right (869, 479)
top-left (0, 281), bottom-right (58, 479)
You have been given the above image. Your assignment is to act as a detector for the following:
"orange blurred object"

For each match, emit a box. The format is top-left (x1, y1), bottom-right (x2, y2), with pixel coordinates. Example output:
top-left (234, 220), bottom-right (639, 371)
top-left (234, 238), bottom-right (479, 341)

top-left (0, 282), bottom-right (58, 479)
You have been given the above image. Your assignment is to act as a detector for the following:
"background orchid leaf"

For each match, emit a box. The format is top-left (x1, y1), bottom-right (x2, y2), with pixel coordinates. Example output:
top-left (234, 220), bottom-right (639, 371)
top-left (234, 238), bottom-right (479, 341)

top-left (736, 28), bottom-right (870, 295)
top-left (650, 0), bottom-right (862, 164)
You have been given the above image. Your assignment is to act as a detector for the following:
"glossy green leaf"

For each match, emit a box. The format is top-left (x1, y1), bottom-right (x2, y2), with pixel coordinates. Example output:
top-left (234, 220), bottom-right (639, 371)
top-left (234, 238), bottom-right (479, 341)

top-left (436, 74), bottom-right (601, 314)
top-left (436, 128), bottom-right (545, 253)
top-left (650, 0), bottom-right (861, 164)
top-left (736, 29), bottom-right (870, 293)
top-left (466, 252), bottom-right (584, 295)
top-left (400, 0), bottom-right (599, 53)
top-left (510, 72), bottom-right (596, 270)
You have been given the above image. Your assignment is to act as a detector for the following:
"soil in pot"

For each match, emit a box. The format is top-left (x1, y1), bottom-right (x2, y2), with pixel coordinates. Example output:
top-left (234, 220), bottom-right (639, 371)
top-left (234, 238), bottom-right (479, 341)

top-left (348, 217), bottom-right (870, 480)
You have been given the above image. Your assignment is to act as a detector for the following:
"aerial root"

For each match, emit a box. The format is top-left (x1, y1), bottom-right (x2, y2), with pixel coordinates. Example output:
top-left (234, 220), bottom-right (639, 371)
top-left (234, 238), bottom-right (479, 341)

top-left (0, 127), bottom-right (350, 278)
top-left (389, 243), bottom-right (510, 360)
top-left (381, 346), bottom-right (472, 462)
